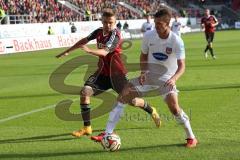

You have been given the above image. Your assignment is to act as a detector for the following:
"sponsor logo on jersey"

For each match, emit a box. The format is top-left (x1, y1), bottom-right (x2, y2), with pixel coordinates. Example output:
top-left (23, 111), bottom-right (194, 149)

top-left (149, 43), bottom-right (155, 46)
top-left (152, 52), bottom-right (168, 61)
top-left (98, 43), bottom-right (106, 49)
top-left (166, 47), bottom-right (172, 54)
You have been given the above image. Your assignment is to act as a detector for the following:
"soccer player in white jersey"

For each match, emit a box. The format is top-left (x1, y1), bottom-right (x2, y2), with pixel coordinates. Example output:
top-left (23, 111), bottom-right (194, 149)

top-left (171, 14), bottom-right (182, 36)
top-left (141, 14), bottom-right (154, 33)
top-left (91, 8), bottom-right (198, 148)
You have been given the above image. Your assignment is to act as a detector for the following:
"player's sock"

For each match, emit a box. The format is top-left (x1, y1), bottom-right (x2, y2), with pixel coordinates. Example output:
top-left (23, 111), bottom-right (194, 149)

top-left (143, 101), bottom-right (153, 114)
top-left (204, 45), bottom-right (209, 53)
top-left (105, 102), bottom-right (125, 134)
top-left (175, 109), bottom-right (195, 139)
top-left (81, 104), bottom-right (91, 126)
top-left (209, 48), bottom-right (214, 57)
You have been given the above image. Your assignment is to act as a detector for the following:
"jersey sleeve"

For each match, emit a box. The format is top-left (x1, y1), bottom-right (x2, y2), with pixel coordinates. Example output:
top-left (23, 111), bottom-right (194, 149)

top-left (212, 15), bottom-right (218, 23)
top-left (105, 29), bottom-right (120, 53)
top-left (175, 37), bottom-right (185, 59)
top-left (141, 33), bottom-right (149, 54)
top-left (86, 28), bottom-right (101, 41)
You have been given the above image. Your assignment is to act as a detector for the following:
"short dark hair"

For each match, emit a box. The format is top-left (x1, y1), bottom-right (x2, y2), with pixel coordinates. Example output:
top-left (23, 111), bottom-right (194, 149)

top-left (154, 8), bottom-right (172, 22)
top-left (102, 8), bottom-right (116, 17)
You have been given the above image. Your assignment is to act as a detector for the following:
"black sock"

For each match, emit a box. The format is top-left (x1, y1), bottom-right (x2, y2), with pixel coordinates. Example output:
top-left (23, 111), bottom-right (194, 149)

top-left (209, 48), bottom-right (214, 57)
top-left (143, 102), bottom-right (153, 114)
top-left (204, 45), bottom-right (209, 53)
top-left (81, 104), bottom-right (91, 126)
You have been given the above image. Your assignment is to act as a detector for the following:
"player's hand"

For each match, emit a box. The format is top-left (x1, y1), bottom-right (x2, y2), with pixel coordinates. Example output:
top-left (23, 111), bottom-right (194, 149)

top-left (164, 77), bottom-right (176, 90)
top-left (56, 52), bottom-right (69, 58)
top-left (139, 72), bottom-right (147, 85)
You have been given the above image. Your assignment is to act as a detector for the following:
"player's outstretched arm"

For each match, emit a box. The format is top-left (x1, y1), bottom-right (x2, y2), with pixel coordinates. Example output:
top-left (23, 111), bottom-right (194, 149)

top-left (212, 20), bottom-right (219, 27)
top-left (212, 15), bottom-right (219, 27)
top-left (79, 45), bottom-right (109, 57)
top-left (56, 37), bottom-right (89, 58)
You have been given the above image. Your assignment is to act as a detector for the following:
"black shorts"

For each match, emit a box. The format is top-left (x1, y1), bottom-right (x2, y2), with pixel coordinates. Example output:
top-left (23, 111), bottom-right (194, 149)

top-left (205, 32), bottom-right (215, 43)
top-left (84, 73), bottom-right (129, 96)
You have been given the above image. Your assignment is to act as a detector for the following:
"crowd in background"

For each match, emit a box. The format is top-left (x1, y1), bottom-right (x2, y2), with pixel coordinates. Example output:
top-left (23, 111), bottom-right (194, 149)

top-left (0, 0), bottom-right (239, 24)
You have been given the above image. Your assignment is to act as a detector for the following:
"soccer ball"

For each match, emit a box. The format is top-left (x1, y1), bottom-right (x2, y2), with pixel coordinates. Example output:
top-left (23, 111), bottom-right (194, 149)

top-left (101, 133), bottom-right (121, 152)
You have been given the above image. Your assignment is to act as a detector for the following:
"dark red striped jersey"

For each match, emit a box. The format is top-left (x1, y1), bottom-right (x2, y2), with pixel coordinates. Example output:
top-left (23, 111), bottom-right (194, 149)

top-left (201, 15), bottom-right (218, 33)
top-left (87, 27), bottom-right (127, 76)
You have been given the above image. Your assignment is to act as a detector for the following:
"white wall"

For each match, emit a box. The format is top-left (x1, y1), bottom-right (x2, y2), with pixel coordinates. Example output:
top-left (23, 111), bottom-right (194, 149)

top-left (0, 18), bottom-right (194, 54)
top-left (0, 18), bottom-right (193, 39)
top-left (0, 34), bottom-right (88, 54)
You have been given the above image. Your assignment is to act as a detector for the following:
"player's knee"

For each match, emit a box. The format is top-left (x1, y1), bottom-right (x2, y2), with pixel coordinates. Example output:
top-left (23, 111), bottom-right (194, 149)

top-left (168, 103), bottom-right (179, 115)
top-left (208, 43), bottom-right (213, 48)
top-left (132, 98), bottom-right (137, 106)
top-left (171, 107), bottom-right (180, 115)
top-left (132, 97), bottom-right (144, 107)
top-left (132, 98), bottom-right (142, 106)
top-left (80, 86), bottom-right (93, 97)
top-left (120, 87), bottom-right (139, 105)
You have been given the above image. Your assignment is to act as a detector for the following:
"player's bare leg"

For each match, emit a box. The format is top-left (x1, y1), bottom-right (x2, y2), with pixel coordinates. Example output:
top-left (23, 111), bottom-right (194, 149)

top-left (72, 86), bottom-right (93, 137)
top-left (119, 84), bottom-right (161, 127)
top-left (209, 42), bottom-right (216, 59)
top-left (165, 93), bottom-right (197, 148)
top-left (204, 44), bottom-right (209, 59)
top-left (132, 97), bottom-right (161, 127)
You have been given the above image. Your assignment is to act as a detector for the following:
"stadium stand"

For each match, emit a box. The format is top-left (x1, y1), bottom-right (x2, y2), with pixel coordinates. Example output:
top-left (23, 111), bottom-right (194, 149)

top-left (0, 0), bottom-right (83, 23)
top-left (0, 0), bottom-right (239, 25)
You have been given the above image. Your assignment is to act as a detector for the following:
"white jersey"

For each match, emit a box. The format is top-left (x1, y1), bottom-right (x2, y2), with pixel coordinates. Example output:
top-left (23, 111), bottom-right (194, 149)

top-left (141, 22), bottom-right (153, 32)
top-left (171, 21), bottom-right (182, 36)
top-left (141, 30), bottom-right (185, 81)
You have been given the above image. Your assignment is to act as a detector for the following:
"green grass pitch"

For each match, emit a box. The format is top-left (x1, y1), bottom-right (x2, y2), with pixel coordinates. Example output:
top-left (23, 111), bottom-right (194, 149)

top-left (0, 30), bottom-right (240, 159)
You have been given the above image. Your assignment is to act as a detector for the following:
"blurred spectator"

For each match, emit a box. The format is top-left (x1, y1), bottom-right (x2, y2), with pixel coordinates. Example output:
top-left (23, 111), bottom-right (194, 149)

top-left (123, 21), bottom-right (129, 30)
top-left (0, 7), bottom-right (7, 24)
top-left (71, 23), bottom-right (77, 33)
top-left (117, 21), bottom-right (122, 30)
top-left (0, 0), bottom-right (230, 24)
top-left (47, 26), bottom-right (54, 35)
top-left (171, 14), bottom-right (182, 36)
top-left (0, 0), bottom-right (83, 23)
top-left (85, 9), bottom-right (91, 21)
top-left (141, 14), bottom-right (153, 33)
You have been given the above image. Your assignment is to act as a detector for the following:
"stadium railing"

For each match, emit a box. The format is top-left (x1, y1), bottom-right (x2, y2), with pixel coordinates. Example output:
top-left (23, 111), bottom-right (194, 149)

top-left (6, 15), bottom-right (32, 24)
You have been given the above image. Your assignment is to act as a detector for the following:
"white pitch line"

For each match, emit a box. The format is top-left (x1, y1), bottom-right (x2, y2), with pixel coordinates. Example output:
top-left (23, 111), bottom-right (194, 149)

top-left (0, 104), bottom-right (56, 124)
top-left (0, 98), bottom-right (78, 124)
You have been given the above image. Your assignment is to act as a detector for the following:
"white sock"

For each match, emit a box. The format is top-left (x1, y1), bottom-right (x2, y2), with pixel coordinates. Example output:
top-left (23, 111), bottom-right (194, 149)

top-left (105, 102), bottom-right (125, 134)
top-left (175, 109), bottom-right (195, 139)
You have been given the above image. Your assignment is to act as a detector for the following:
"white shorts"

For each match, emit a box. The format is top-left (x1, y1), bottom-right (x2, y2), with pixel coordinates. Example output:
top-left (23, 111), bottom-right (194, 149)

top-left (129, 73), bottom-right (179, 99)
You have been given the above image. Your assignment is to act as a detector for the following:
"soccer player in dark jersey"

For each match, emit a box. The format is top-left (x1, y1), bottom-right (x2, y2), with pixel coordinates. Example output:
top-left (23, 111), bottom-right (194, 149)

top-left (201, 9), bottom-right (218, 59)
top-left (56, 8), bottom-right (160, 137)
